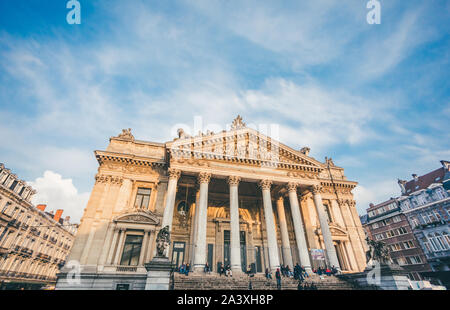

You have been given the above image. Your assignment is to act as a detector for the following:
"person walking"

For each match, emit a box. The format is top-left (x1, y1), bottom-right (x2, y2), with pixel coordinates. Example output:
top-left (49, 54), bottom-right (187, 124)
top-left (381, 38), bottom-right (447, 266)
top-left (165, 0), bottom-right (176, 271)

top-left (275, 268), bottom-right (282, 290)
top-left (185, 263), bottom-right (190, 276)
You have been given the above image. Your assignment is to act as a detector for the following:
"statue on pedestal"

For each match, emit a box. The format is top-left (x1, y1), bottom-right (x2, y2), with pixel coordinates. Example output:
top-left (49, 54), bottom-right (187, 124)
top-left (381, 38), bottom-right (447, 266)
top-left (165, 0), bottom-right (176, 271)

top-left (156, 226), bottom-right (171, 258)
top-left (365, 237), bottom-right (393, 266)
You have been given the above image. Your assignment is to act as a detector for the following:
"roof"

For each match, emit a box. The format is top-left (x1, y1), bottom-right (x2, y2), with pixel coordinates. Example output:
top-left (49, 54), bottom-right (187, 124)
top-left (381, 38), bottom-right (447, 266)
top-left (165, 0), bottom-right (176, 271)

top-left (403, 167), bottom-right (446, 195)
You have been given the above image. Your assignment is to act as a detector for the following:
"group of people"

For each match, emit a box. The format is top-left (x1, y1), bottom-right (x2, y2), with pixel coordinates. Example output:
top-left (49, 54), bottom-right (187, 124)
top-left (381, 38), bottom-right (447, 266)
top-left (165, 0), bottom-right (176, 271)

top-left (178, 262), bottom-right (191, 276)
top-left (312, 266), bottom-right (339, 277)
top-left (218, 263), bottom-right (233, 277)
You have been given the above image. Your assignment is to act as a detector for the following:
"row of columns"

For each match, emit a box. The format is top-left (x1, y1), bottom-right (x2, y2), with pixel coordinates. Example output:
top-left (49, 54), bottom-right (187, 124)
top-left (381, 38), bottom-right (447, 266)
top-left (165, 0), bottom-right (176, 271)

top-left (161, 169), bottom-right (341, 273)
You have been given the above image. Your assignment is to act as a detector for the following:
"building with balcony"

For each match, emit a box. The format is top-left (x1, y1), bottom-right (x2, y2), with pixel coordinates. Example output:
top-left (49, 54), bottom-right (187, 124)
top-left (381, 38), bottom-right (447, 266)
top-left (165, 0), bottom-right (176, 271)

top-left (0, 163), bottom-right (78, 290)
top-left (363, 199), bottom-right (432, 281)
top-left (397, 160), bottom-right (450, 287)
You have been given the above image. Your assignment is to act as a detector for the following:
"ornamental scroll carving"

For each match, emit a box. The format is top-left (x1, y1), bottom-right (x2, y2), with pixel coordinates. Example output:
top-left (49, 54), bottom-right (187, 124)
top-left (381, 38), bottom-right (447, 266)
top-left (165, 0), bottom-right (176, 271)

top-left (310, 185), bottom-right (323, 195)
top-left (95, 174), bottom-right (123, 185)
top-left (198, 172), bottom-right (211, 184)
top-left (286, 182), bottom-right (298, 192)
top-left (259, 179), bottom-right (272, 190)
top-left (168, 168), bottom-right (181, 180)
top-left (287, 171), bottom-right (317, 179)
top-left (227, 176), bottom-right (241, 186)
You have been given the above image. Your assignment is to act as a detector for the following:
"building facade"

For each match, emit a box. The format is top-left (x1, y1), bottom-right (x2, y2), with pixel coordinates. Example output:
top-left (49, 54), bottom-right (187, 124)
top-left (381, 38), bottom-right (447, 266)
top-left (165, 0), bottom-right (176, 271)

top-left (0, 164), bottom-right (77, 290)
top-left (364, 199), bottom-right (432, 281)
top-left (397, 160), bottom-right (450, 287)
top-left (56, 116), bottom-right (367, 290)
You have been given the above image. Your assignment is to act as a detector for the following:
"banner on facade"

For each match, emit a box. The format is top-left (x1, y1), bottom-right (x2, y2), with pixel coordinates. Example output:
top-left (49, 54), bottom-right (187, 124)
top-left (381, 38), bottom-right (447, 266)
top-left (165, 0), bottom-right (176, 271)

top-left (310, 249), bottom-right (326, 261)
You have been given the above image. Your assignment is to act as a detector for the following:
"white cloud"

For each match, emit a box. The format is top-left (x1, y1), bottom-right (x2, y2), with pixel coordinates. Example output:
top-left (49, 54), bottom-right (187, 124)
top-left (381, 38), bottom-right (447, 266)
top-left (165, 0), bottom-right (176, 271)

top-left (28, 171), bottom-right (89, 223)
top-left (353, 180), bottom-right (400, 215)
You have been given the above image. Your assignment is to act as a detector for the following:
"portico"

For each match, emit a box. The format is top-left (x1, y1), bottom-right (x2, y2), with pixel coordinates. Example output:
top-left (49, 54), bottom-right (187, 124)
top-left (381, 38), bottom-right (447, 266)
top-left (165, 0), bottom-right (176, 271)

top-left (56, 116), bottom-right (367, 290)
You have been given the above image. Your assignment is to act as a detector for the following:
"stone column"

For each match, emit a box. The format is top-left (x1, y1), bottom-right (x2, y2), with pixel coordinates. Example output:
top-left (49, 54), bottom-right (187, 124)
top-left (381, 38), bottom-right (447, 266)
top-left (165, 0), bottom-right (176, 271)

top-left (161, 169), bottom-right (181, 231)
top-left (275, 196), bottom-right (293, 268)
top-left (311, 185), bottom-right (341, 271)
top-left (287, 183), bottom-right (312, 270)
top-left (139, 230), bottom-right (150, 266)
top-left (259, 180), bottom-right (280, 271)
top-left (190, 188), bottom-right (200, 265)
top-left (228, 176), bottom-right (242, 273)
top-left (193, 172), bottom-right (211, 271)
top-left (114, 229), bottom-right (126, 265)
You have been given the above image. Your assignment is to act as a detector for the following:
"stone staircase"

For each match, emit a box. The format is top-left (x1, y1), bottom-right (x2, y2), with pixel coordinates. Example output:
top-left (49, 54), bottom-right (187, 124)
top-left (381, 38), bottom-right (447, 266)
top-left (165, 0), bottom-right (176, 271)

top-left (173, 272), bottom-right (366, 290)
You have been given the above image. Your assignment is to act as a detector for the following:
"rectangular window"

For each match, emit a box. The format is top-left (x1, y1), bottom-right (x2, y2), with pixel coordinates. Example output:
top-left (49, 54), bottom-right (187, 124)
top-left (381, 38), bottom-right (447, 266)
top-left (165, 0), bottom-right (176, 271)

top-left (393, 215), bottom-right (402, 223)
top-left (134, 188), bottom-right (152, 209)
top-left (120, 235), bottom-right (143, 266)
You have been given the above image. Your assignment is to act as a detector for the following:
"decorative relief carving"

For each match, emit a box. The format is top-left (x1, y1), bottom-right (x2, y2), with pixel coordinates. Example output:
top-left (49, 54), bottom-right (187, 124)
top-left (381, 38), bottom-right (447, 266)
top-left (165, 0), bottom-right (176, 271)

top-left (286, 171), bottom-right (317, 179)
top-left (95, 174), bottom-right (123, 185)
top-left (174, 158), bottom-right (210, 167)
top-left (227, 176), bottom-right (241, 186)
top-left (286, 182), bottom-right (298, 192)
top-left (116, 128), bottom-right (135, 141)
top-left (231, 115), bottom-right (246, 130)
top-left (115, 210), bottom-right (159, 225)
top-left (168, 168), bottom-right (181, 180)
top-left (310, 185), bottom-right (323, 195)
top-left (198, 172), bottom-right (211, 184)
top-left (299, 147), bottom-right (310, 156)
top-left (259, 179), bottom-right (272, 190)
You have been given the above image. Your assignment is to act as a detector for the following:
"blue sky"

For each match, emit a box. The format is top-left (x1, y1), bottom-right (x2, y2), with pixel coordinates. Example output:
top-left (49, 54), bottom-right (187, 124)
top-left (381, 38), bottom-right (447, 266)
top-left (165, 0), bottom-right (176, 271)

top-left (0, 0), bottom-right (449, 222)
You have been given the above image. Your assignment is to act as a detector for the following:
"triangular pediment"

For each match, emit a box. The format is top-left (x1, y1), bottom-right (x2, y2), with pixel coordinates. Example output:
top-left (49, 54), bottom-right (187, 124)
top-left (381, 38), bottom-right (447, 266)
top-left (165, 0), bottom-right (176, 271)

top-left (167, 117), bottom-right (323, 171)
top-left (114, 210), bottom-right (159, 225)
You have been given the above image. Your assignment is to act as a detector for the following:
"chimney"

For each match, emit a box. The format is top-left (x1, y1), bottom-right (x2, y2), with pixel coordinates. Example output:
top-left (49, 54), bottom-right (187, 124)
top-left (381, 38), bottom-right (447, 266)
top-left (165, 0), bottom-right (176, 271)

top-left (37, 204), bottom-right (47, 212)
top-left (54, 209), bottom-right (63, 222)
top-left (412, 174), bottom-right (419, 182)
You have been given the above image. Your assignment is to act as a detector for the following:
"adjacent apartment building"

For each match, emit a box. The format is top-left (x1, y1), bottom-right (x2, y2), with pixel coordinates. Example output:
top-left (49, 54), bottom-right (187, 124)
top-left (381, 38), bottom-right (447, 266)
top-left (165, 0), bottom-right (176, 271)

top-left (0, 163), bottom-right (77, 289)
top-left (397, 160), bottom-right (450, 287)
top-left (364, 199), bottom-right (432, 281)
top-left (363, 160), bottom-right (450, 287)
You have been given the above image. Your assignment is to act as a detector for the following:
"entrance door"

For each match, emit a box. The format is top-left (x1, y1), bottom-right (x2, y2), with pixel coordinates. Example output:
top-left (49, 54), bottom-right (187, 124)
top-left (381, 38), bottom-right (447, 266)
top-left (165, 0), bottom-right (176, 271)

top-left (224, 230), bottom-right (230, 266)
top-left (254, 246), bottom-right (262, 272)
top-left (207, 244), bottom-right (214, 271)
top-left (171, 242), bottom-right (185, 270)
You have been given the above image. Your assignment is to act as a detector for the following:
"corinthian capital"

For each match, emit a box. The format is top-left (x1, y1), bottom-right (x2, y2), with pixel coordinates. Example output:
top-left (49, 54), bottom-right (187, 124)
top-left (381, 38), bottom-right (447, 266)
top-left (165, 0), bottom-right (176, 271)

top-left (259, 179), bottom-right (273, 190)
top-left (198, 172), bottom-right (211, 184)
top-left (227, 176), bottom-right (241, 186)
top-left (286, 182), bottom-right (298, 193)
top-left (310, 184), bottom-right (323, 195)
top-left (168, 168), bottom-right (181, 180)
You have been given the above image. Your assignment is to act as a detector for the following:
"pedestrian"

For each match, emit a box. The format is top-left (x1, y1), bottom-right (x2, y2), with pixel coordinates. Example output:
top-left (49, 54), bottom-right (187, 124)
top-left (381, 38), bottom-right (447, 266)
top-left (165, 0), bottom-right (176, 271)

top-left (275, 268), bottom-right (282, 290)
top-left (265, 268), bottom-right (272, 280)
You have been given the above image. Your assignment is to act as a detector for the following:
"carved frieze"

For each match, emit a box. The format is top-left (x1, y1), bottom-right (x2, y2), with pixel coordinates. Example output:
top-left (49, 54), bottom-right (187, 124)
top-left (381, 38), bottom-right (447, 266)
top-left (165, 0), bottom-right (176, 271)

top-left (95, 174), bottom-right (123, 185)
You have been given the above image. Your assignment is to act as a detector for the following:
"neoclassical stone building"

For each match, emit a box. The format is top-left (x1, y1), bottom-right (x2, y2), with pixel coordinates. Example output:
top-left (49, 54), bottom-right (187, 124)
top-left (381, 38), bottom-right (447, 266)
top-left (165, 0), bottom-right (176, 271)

top-left (56, 116), bottom-right (367, 290)
top-left (0, 164), bottom-right (77, 289)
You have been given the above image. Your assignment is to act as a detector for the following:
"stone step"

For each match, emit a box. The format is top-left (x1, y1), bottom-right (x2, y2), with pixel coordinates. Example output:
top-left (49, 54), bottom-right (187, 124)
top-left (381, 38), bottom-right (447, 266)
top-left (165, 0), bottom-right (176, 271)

top-left (172, 273), bottom-right (362, 290)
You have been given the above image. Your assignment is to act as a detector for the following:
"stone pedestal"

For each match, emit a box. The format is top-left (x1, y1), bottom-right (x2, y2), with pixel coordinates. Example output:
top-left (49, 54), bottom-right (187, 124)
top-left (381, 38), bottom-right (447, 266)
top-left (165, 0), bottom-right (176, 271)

top-left (341, 263), bottom-right (412, 290)
top-left (144, 257), bottom-right (174, 290)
